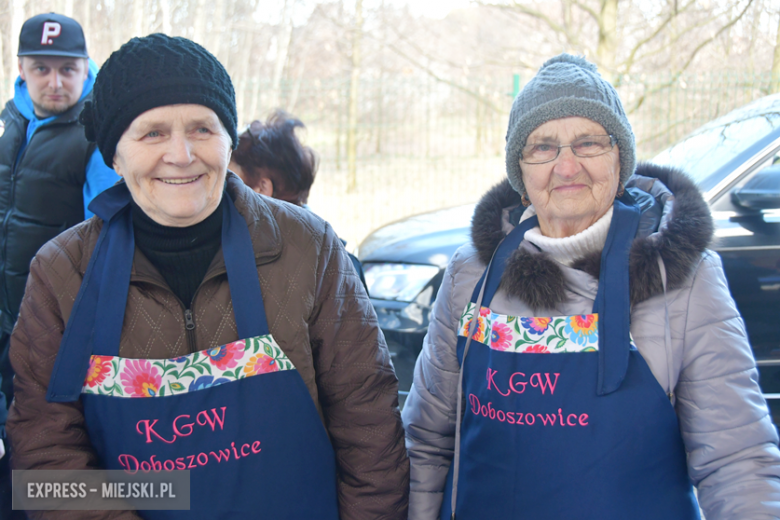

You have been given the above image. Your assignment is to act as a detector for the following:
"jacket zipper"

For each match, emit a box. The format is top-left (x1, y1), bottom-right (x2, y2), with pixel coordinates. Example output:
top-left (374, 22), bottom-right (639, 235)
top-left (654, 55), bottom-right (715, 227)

top-left (132, 274), bottom-right (215, 354)
top-left (184, 308), bottom-right (196, 350)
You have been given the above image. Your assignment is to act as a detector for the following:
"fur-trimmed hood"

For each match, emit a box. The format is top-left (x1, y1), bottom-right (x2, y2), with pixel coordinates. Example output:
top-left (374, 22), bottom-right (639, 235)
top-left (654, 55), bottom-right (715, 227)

top-left (470, 163), bottom-right (714, 309)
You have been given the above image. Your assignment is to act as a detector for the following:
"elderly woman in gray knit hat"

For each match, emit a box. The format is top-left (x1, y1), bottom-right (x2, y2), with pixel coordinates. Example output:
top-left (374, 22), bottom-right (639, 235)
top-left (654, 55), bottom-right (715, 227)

top-left (402, 54), bottom-right (780, 519)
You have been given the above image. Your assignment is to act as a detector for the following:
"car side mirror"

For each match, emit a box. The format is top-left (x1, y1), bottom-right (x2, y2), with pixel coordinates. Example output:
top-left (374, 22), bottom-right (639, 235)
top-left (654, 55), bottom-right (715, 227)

top-left (731, 165), bottom-right (780, 210)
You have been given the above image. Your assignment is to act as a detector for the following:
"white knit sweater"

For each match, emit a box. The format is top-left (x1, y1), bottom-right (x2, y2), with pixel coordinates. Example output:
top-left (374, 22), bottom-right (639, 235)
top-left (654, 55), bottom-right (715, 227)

top-left (519, 206), bottom-right (614, 266)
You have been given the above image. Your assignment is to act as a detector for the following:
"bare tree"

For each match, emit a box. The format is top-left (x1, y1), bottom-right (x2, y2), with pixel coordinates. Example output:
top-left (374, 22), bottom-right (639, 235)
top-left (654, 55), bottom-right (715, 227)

top-left (133, 0), bottom-right (145, 38)
top-left (268, 0), bottom-right (295, 109)
top-left (160, 0), bottom-right (173, 36)
top-left (478, 0), bottom-right (755, 81)
top-left (346, 0), bottom-right (363, 193)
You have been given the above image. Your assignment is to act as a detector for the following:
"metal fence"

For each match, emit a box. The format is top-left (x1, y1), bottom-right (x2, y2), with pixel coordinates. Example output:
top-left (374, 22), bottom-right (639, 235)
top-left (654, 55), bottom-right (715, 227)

top-left (238, 71), bottom-right (778, 250)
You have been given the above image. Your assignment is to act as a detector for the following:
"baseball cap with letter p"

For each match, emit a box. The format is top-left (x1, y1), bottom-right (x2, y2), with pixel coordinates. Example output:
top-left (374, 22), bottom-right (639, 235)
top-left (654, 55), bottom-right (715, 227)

top-left (18, 13), bottom-right (88, 58)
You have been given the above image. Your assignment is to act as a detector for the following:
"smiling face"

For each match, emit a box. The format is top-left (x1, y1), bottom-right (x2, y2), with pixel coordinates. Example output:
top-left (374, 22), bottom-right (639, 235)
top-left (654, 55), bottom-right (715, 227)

top-left (521, 117), bottom-right (621, 238)
top-left (18, 56), bottom-right (89, 117)
top-left (113, 104), bottom-right (232, 227)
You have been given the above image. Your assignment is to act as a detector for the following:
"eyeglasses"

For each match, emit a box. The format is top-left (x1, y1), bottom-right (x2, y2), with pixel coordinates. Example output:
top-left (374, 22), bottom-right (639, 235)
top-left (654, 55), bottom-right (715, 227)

top-left (520, 135), bottom-right (617, 164)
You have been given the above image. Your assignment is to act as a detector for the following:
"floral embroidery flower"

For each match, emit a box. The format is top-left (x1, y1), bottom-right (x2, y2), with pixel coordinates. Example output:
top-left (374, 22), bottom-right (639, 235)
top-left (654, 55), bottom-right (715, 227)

top-left (205, 340), bottom-right (246, 370)
top-left (564, 314), bottom-right (599, 345)
top-left (84, 356), bottom-right (112, 388)
top-left (520, 317), bottom-right (551, 334)
top-left (173, 356), bottom-right (189, 363)
top-left (465, 317), bottom-right (486, 343)
top-left (120, 359), bottom-right (162, 397)
top-left (523, 344), bottom-right (550, 353)
top-left (244, 353), bottom-right (279, 376)
top-left (490, 323), bottom-right (513, 351)
top-left (189, 375), bottom-right (231, 392)
top-left (479, 307), bottom-right (492, 317)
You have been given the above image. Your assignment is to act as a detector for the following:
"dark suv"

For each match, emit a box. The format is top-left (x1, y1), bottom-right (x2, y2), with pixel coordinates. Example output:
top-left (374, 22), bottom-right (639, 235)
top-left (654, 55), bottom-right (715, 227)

top-left (359, 93), bottom-right (780, 414)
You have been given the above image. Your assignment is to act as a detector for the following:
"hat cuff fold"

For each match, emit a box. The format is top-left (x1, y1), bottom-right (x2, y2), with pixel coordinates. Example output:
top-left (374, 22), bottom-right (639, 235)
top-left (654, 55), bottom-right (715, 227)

top-left (505, 97), bottom-right (636, 195)
top-left (98, 84), bottom-right (238, 168)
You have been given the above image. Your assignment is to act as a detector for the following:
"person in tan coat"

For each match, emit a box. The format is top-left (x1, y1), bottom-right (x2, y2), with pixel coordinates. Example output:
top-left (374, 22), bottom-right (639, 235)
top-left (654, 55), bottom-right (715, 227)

top-left (6, 34), bottom-right (408, 520)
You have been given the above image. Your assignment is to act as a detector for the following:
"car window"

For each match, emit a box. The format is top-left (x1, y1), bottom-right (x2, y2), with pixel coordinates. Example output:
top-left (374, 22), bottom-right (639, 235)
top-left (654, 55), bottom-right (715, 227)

top-left (653, 94), bottom-right (780, 191)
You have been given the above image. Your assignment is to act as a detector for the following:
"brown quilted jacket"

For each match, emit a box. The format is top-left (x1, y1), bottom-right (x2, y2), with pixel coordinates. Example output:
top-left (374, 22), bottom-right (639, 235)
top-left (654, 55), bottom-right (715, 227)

top-left (6, 174), bottom-right (409, 519)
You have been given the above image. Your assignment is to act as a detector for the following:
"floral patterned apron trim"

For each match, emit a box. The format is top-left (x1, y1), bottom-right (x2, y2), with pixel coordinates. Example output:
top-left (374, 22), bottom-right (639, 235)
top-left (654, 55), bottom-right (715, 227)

top-left (82, 335), bottom-right (294, 398)
top-left (457, 303), bottom-right (636, 354)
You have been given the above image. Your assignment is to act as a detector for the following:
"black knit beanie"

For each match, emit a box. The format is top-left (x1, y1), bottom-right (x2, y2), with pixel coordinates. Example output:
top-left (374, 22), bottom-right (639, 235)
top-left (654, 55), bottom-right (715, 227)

top-left (80, 34), bottom-right (238, 167)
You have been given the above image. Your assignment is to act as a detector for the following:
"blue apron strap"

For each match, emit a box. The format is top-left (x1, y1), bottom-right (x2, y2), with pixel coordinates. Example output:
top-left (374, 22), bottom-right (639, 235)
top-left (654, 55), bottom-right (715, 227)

top-left (469, 215), bottom-right (539, 306)
top-left (47, 188), bottom-right (270, 402)
top-left (47, 183), bottom-right (134, 402)
top-left (222, 194), bottom-right (269, 339)
top-left (594, 192), bottom-right (641, 396)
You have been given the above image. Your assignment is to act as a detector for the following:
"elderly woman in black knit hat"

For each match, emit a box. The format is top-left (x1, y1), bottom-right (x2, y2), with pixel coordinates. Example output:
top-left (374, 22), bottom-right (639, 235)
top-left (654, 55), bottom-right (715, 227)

top-left (6, 34), bottom-right (408, 519)
top-left (402, 54), bottom-right (780, 520)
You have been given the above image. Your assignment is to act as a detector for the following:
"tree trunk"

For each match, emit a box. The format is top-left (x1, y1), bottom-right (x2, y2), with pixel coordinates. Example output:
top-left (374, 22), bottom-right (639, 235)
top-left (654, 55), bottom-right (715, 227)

top-left (10, 0), bottom-right (25, 65)
top-left (160, 0), bottom-right (173, 36)
top-left (134, 0), bottom-right (146, 38)
top-left (236, 30), bottom-right (254, 125)
top-left (346, 0), bottom-right (363, 193)
top-left (336, 89), bottom-right (343, 171)
top-left (287, 56), bottom-right (307, 114)
top-left (193, 0), bottom-right (208, 46)
top-left (772, 11), bottom-right (780, 94)
top-left (211, 0), bottom-right (226, 60)
top-left (596, 0), bottom-right (619, 83)
top-left (475, 87), bottom-right (483, 155)
top-left (269, 0), bottom-right (294, 109)
top-left (112, 2), bottom-right (125, 51)
top-left (82, 0), bottom-right (91, 53)
top-left (249, 75), bottom-right (262, 126)
top-left (375, 69), bottom-right (383, 154)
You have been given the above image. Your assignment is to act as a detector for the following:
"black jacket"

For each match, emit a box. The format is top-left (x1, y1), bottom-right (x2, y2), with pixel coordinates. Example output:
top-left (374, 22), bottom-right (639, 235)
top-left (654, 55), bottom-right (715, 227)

top-left (0, 97), bottom-right (96, 333)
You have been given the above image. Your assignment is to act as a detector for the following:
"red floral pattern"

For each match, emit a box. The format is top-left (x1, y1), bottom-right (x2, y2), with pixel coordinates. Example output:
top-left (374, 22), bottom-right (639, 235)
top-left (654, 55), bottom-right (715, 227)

top-left (120, 359), bottom-right (162, 397)
top-left (205, 339), bottom-right (246, 370)
top-left (84, 356), bottom-right (111, 388)
top-left (490, 323), bottom-right (512, 351)
top-left (244, 353), bottom-right (279, 376)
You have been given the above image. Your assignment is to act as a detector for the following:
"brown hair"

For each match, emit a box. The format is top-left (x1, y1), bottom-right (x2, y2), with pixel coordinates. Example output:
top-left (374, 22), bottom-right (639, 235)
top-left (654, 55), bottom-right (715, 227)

top-left (231, 110), bottom-right (318, 205)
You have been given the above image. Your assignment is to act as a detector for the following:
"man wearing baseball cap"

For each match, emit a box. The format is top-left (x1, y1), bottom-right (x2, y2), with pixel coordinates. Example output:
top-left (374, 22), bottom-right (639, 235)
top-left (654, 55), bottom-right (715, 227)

top-left (0, 13), bottom-right (119, 517)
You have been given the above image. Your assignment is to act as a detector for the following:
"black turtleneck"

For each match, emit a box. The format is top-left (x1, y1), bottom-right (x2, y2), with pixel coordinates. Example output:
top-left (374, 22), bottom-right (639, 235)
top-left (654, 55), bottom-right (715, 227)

top-left (131, 198), bottom-right (224, 307)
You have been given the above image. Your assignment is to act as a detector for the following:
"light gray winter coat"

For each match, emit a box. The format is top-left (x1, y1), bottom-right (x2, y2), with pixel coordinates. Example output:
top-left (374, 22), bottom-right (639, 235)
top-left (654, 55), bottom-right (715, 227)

top-left (402, 163), bottom-right (780, 520)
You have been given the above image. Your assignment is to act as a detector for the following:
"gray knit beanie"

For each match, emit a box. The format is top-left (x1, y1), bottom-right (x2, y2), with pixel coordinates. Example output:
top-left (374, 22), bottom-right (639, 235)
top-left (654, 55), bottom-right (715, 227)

top-left (505, 54), bottom-right (635, 195)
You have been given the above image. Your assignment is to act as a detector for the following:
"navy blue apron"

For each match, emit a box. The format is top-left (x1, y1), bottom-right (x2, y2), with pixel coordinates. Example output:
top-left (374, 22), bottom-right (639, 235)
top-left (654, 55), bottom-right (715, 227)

top-left (441, 193), bottom-right (700, 519)
top-left (46, 183), bottom-right (340, 519)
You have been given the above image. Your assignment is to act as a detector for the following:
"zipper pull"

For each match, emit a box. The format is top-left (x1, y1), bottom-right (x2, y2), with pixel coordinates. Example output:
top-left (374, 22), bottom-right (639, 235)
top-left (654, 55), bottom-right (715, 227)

top-left (184, 309), bottom-right (195, 331)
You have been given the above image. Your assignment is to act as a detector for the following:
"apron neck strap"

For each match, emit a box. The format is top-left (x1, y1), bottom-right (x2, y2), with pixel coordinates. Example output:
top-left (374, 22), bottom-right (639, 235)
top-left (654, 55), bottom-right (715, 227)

top-left (594, 192), bottom-right (641, 395)
top-left (47, 185), bottom-right (269, 402)
top-left (222, 193), bottom-right (268, 339)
